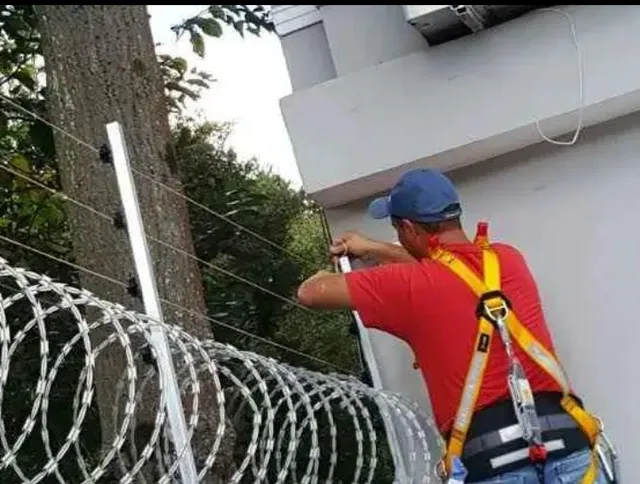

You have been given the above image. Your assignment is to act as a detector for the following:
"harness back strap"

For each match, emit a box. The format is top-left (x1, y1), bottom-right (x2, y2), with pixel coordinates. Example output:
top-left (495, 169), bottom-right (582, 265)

top-left (432, 246), bottom-right (601, 481)
top-left (439, 248), bottom-right (498, 473)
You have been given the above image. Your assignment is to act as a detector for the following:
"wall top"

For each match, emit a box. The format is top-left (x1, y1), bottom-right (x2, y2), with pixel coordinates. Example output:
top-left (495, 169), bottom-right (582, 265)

top-left (271, 5), bottom-right (322, 36)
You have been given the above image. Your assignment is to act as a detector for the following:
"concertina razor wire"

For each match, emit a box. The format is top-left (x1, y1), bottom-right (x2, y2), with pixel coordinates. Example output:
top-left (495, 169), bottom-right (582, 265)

top-left (0, 257), bottom-right (443, 483)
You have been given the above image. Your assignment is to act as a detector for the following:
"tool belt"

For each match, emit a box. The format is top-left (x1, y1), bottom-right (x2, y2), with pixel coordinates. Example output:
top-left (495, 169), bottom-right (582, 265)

top-left (454, 392), bottom-right (590, 482)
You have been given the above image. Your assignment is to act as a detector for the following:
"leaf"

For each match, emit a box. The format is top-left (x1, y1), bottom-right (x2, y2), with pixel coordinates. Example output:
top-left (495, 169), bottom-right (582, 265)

top-left (0, 110), bottom-right (7, 135)
top-left (233, 20), bottom-right (245, 37)
top-left (29, 120), bottom-right (54, 157)
top-left (190, 31), bottom-right (205, 57)
top-left (9, 153), bottom-right (30, 173)
top-left (13, 68), bottom-right (36, 91)
top-left (186, 78), bottom-right (209, 89)
top-left (195, 17), bottom-right (222, 37)
top-left (165, 81), bottom-right (199, 100)
top-left (208, 5), bottom-right (225, 19)
top-left (172, 57), bottom-right (188, 73)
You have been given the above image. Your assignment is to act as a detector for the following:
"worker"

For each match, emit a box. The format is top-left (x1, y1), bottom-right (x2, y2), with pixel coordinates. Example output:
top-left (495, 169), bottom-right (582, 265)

top-left (297, 168), bottom-right (612, 483)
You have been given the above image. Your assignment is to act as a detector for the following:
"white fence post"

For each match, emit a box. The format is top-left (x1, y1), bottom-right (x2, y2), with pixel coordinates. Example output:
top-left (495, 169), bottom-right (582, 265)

top-left (338, 256), bottom-right (411, 483)
top-left (106, 121), bottom-right (199, 483)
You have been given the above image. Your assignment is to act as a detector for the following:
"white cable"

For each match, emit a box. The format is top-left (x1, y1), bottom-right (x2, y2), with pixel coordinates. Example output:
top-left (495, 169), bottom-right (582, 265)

top-left (534, 8), bottom-right (584, 147)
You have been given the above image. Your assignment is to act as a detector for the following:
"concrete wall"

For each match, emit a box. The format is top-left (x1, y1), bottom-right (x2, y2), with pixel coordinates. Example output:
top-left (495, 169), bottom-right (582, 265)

top-left (274, 4), bottom-right (637, 479)
top-left (319, 5), bottom-right (427, 77)
top-left (279, 5), bottom-right (640, 207)
top-left (327, 110), bottom-right (640, 481)
top-left (280, 22), bottom-right (336, 92)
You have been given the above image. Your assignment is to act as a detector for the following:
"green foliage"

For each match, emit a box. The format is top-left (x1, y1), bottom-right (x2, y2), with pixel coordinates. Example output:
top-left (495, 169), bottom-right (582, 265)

top-left (172, 5), bottom-right (275, 57)
top-left (159, 54), bottom-right (216, 114)
top-left (171, 121), bottom-right (359, 372)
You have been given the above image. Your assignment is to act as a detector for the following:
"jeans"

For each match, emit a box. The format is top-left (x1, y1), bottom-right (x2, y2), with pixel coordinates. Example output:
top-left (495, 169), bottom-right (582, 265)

top-left (474, 449), bottom-right (608, 483)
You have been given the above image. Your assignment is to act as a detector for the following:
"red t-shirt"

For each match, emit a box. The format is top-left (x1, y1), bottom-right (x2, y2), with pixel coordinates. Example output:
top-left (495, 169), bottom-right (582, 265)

top-left (344, 242), bottom-right (562, 433)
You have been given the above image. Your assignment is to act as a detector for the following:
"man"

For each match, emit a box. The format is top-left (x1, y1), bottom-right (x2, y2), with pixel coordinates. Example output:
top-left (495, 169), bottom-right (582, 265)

top-left (297, 168), bottom-right (606, 483)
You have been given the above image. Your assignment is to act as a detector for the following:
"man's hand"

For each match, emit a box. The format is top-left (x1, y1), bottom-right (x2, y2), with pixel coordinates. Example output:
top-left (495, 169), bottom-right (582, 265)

top-left (329, 231), bottom-right (416, 265)
top-left (329, 231), bottom-right (377, 260)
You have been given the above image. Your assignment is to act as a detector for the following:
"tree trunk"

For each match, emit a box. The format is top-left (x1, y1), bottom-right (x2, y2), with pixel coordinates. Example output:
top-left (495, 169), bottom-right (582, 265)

top-left (35, 5), bottom-right (233, 481)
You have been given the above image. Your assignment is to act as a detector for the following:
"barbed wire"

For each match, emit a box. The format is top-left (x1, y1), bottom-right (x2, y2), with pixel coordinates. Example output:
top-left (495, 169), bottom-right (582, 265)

top-left (0, 256), bottom-right (441, 483)
top-left (0, 232), bottom-right (347, 373)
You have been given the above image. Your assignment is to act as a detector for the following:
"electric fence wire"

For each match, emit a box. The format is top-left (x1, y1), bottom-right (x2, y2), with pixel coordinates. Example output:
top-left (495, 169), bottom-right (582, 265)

top-left (0, 157), bottom-right (315, 313)
top-left (0, 92), bottom-right (335, 314)
top-left (0, 159), bottom-right (345, 371)
top-left (0, 93), bottom-right (346, 369)
top-left (0, 92), bottom-right (316, 267)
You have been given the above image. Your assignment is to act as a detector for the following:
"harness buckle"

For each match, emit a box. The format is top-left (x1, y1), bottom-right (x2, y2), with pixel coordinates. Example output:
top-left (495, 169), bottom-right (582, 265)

top-left (475, 290), bottom-right (512, 325)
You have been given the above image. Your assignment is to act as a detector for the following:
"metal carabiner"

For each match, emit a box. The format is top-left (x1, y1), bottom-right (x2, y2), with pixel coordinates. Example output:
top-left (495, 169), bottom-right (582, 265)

top-left (594, 417), bottom-right (620, 483)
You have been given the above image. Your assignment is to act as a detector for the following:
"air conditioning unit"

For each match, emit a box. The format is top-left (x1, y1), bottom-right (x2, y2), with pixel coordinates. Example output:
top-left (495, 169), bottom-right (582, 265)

top-left (403, 5), bottom-right (553, 46)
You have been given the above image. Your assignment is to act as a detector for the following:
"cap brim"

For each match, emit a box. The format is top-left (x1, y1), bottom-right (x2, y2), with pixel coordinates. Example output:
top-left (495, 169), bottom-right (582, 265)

top-left (368, 196), bottom-right (391, 219)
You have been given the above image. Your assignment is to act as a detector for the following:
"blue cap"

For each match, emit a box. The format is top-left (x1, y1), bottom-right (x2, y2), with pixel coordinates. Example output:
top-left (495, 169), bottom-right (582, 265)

top-left (368, 168), bottom-right (461, 223)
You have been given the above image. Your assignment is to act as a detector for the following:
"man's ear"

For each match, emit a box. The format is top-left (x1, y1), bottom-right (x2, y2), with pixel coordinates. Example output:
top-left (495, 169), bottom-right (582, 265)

top-left (401, 218), bottom-right (418, 237)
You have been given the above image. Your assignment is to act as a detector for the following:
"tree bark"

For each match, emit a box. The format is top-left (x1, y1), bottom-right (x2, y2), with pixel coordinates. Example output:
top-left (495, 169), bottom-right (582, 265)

top-left (35, 5), bottom-right (233, 481)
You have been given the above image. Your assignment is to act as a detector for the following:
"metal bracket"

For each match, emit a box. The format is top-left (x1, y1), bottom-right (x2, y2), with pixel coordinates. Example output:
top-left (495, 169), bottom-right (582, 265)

top-left (450, 5), bottom-right (489, 32)
top-left (126, 273), bottom-right (141, 299)
top-left (113, 209), bottom-right (127, 231)
top-left (99, 144), bottom-right (113, 165)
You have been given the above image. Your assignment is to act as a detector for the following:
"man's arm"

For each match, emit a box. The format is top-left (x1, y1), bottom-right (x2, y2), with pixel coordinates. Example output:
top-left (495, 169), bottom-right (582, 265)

top-left (297, 270), bottom-right (353, 310)
top-left (330, 232), bottom-right (415, 265)
top-left (364, 240), bottom-right (415, 264)
top-left (297, 264), bottom-right (416, 340)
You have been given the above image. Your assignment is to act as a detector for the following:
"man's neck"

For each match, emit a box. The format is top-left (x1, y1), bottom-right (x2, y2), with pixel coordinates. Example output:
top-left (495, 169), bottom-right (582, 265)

top-left (436, 228), bottom-right (471, 245)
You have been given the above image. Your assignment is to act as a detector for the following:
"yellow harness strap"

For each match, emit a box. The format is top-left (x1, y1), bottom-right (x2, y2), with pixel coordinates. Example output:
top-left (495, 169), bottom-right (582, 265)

top-left (432, 244), bottom-right (601, 482)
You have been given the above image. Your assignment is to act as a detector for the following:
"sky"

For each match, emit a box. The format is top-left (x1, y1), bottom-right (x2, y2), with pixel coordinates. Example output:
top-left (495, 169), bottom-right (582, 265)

top-left (147, 5), bottom-right (303, 188)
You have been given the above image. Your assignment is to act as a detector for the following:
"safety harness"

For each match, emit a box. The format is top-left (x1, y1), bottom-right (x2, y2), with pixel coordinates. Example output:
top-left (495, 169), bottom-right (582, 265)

top-left (432, 221), bottom-right (617, 483)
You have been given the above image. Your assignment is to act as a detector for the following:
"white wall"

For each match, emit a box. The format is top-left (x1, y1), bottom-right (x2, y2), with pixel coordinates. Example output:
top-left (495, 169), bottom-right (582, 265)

top-left (280, 22), bottom-right (337, 92)
top-left (320, 5), bottom-right (426, 77)
top-left (281, 5), bottom-right (640, 207)
top-left (327, 110), bottom-right (640, 480)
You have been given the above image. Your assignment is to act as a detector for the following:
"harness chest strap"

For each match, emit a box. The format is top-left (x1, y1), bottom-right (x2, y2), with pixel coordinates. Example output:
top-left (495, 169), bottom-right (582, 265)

top-left (431, 246), bottom-right (601, 481)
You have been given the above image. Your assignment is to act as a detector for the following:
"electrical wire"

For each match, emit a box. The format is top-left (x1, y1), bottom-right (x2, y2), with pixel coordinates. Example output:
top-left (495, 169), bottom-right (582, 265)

top-left (534, 8), bottom-right (584, 147)
top-left (0, 159), bottom-right (315, 311)
top-left (0, 93), bottom-right (99, 154)
top-left (0, 155), bottom-right (340, 367)
top-left (0, 91), bottom-right (313, 266)
top-left (148, 235), bottom-right (316, 314)
top-left (131, 167), bottom-right (313, 265)
top-left (0, 232), bottom-right (347, 372)
top-left (0, 159), bottom-right (318, 315)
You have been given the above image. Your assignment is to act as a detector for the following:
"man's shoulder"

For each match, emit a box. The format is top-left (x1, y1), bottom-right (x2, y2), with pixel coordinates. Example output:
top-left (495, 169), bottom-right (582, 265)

top-left (492, 241), bottom-right (525, 257)
top-left (491, 242), bottom-right (532, 271)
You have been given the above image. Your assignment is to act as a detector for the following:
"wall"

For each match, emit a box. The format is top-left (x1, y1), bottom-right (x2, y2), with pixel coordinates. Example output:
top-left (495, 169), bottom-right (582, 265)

top-left (319, 5), bottom-right (427, 77)
top-left (280, 22), bottom-right (336, 92)
top-left (327, 110), bottom-right (640, 480)
top-left (280, 5), bottom-right (640, 207)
